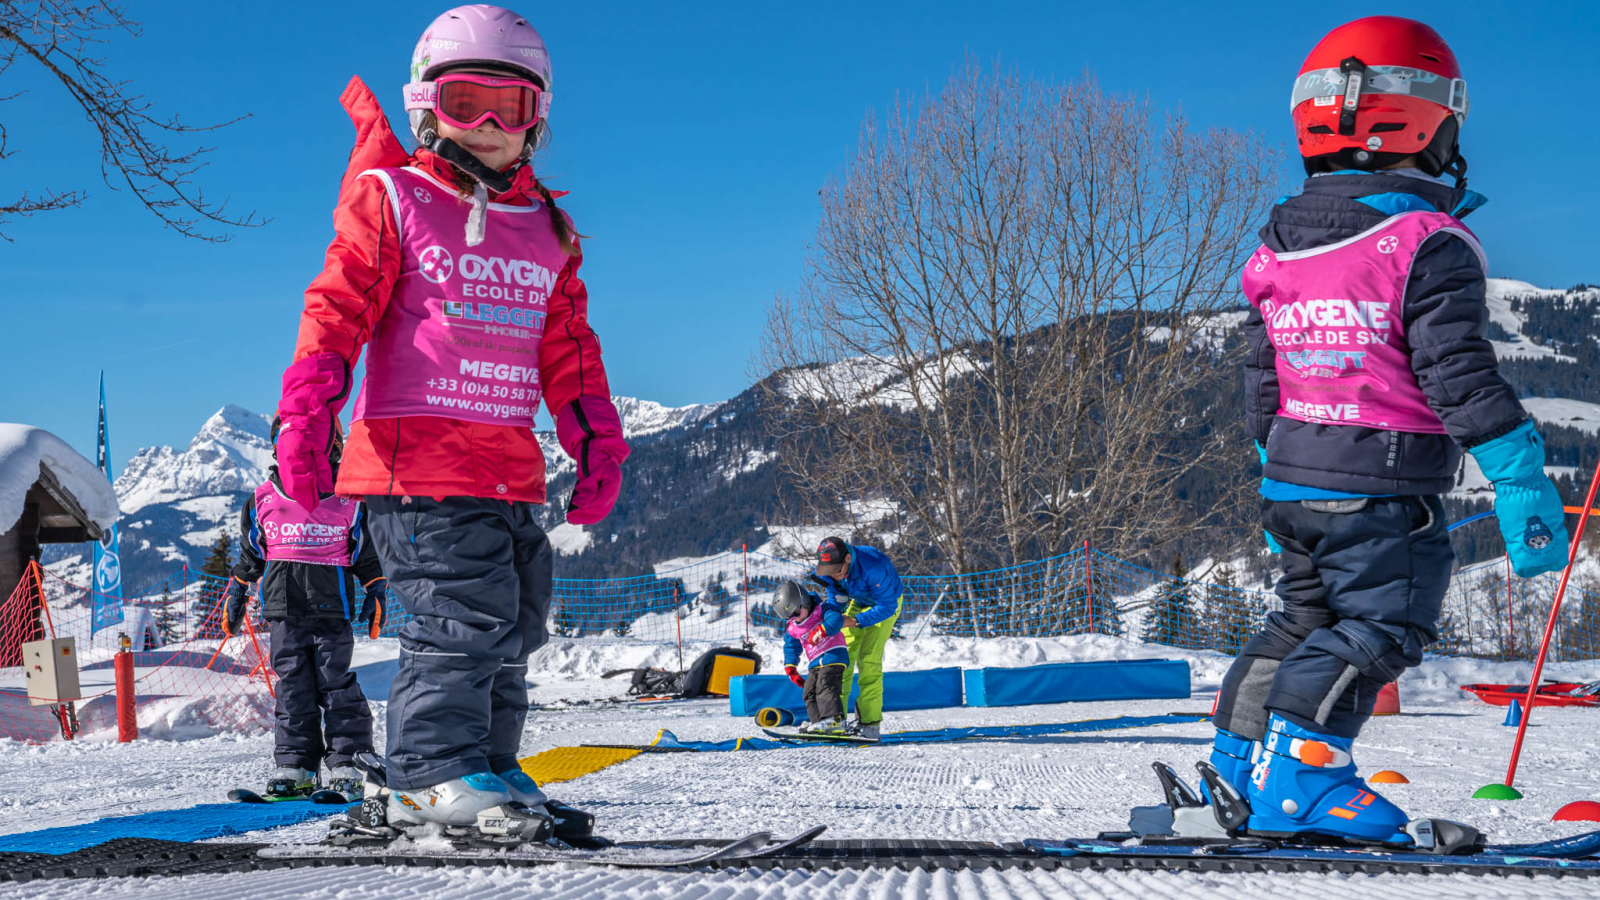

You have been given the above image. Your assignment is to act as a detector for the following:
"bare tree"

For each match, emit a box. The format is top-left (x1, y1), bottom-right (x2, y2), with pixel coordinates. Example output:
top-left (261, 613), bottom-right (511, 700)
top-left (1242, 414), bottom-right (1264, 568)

top-left (761, 62), bottom-right (1279, 575)
top-left (0, 1), bottom-right (261, 240)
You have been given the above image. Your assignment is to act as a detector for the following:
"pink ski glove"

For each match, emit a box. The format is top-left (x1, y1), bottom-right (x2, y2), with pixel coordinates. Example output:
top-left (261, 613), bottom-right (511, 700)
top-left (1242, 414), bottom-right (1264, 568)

top-left (277, 353), bottom-right (350, 512)
top-left (555, 396), bottom-right (631, 525)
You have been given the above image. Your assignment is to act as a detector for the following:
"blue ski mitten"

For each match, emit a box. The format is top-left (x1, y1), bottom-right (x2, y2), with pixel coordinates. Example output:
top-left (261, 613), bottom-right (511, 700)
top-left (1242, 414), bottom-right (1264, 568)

top-left (1256, 442), bottom-right (1283, 554)
top-left (1468, 421), bottom-right (1569, 577)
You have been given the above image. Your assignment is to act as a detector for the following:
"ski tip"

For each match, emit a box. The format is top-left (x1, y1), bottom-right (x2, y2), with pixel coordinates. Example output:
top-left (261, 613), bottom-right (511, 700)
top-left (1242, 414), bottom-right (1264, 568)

top-left (309, 790), bottom-right (351, 805)
top-left (790, 824), bottom-right (828, 844)
top-left (227, 789), bottom-right (266, 803)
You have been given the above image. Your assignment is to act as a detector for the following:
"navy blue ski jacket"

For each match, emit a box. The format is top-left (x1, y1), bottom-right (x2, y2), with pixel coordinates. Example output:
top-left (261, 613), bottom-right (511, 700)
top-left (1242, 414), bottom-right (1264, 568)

top-left (232, 468), bottom-right (385, 620)
top-left (1244, 171), bottom-right (1529, 495)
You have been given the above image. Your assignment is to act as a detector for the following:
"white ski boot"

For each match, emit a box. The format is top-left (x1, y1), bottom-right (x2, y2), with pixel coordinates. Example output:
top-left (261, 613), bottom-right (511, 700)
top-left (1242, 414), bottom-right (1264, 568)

top-left (386, 773), bottom-right (554, 846)
top-left (266, 766), bottom-right (318, 798)
top-left (496, 768), bottom-right (550, 808)
top-left (848, 719), bottom-right (881, 741)
top-left (497, 767), bottom-right (601, 846)
top-left (324, 764), bottom-right (365, 798)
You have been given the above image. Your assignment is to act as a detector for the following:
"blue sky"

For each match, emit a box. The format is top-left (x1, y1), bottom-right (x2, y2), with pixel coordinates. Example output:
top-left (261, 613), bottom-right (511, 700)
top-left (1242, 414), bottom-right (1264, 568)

top-left (3, 0), bottom-right (1598, 465)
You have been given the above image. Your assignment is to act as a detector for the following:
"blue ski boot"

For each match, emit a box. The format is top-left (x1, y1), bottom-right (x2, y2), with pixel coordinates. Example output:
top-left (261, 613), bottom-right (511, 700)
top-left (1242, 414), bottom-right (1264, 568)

top-left (1202, 728), bottom-right (1257, 803)
top-left (1246, 714), bottom-right (1410, 844)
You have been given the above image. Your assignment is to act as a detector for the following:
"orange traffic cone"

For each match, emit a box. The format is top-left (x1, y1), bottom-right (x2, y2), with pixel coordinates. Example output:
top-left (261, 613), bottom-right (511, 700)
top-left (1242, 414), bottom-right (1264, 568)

top-left (1372, 681), bottom-right (1401, 716)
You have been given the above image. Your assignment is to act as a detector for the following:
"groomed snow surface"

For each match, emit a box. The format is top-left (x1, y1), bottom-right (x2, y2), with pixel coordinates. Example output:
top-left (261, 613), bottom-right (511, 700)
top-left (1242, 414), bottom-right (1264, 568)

top-left (3, 635), bottom-right (1599, 899)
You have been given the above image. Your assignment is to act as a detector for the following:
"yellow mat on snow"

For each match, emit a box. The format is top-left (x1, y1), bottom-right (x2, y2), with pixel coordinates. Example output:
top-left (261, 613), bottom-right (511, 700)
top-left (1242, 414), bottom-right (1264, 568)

top-left (516, 746), bottom-right (642, 786)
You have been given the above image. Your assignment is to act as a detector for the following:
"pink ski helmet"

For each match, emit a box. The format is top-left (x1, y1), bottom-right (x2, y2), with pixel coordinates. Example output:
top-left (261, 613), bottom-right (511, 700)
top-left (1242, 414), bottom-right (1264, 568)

top-left (405, 5), bottom-right (553, 146)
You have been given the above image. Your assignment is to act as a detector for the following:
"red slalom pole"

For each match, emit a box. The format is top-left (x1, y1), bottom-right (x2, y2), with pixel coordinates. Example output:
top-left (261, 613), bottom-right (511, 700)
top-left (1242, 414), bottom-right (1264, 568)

top-left (1500, 456), bottom-right (1600, 790)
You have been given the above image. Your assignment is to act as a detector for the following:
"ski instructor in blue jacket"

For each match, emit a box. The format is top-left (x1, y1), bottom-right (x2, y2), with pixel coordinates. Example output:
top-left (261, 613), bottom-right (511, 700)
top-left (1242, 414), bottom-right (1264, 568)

top-left (813, 537), bottom-right (903, 741)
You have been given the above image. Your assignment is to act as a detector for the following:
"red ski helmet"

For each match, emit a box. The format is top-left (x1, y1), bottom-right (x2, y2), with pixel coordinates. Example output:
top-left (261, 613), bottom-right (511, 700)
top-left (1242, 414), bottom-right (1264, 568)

top-left (1291, 17), bottom-right (1469, 179)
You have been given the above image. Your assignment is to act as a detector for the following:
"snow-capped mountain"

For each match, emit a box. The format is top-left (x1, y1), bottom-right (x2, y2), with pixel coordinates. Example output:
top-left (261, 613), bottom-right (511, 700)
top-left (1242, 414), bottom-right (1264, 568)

top-left (116, 405), bottom-right (275, 515)
top-left (613, 396), bottom-right (723, 439)
top-left (46, 393), bottom-right (766, 592)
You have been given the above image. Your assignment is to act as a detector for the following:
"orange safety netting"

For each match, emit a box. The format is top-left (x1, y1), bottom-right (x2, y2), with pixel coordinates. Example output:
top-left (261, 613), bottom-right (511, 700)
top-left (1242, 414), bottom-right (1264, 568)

top-left (0, 562), bottom-right (275, 743)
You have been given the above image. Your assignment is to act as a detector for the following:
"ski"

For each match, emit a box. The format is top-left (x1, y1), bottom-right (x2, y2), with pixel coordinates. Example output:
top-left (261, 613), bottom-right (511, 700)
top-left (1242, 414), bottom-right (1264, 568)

top-left (760, 728), bottom-right (876, 745)
top-left (259, 826), bottom-right (826, 868)
top-left (227, 788), bottom-right (350, 805)
top-left (1024, 830), bottom-right (1600, 876)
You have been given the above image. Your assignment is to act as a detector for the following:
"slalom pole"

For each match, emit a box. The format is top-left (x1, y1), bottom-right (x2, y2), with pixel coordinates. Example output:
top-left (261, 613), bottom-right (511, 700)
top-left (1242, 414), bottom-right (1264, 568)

top-left (1478, 457), bottom-right (1600, 798)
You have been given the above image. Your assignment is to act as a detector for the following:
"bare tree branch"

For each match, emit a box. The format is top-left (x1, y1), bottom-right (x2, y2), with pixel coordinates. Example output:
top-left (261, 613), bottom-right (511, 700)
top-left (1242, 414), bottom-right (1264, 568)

top-left (0, 0), bottom-right (264, 240)
top-left (761, 61), bottom-right (1280, 580)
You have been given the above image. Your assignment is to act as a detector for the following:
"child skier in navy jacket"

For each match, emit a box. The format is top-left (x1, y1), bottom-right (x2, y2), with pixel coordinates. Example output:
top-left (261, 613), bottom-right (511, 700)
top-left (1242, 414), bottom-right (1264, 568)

top-left (774, 582), bottom-right (850, 734)
top-left (223, 419), bottom-right (386, 798)
top-left (1194, 17), bottom-right (1569, 847)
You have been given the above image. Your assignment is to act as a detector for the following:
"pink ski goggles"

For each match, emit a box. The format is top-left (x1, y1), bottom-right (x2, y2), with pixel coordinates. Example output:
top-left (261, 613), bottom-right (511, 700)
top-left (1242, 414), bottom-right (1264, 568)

top-left (404, 73), bottom-right (550, 133)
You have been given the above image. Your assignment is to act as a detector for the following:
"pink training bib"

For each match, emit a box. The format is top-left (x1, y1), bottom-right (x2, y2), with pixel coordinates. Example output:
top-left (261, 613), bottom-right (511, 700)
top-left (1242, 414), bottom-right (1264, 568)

top-left (252, 482), bottom-right (361, 566)
top-left (786, 604), bottom-right (847, 665)
top-left (352, 166), bottom-right (565, 428)
top-left (1241, 211), bottom-right (1485, 434)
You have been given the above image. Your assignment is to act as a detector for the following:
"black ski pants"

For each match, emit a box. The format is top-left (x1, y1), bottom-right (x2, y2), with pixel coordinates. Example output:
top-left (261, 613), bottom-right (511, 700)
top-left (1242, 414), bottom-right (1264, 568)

top-left (270, 617), bottom-right (373, 770)
top-left (803, 663), bottom-right (846, 723)
top-left (365, 495), bottom-right (552, 790)
top-left (1214, 495), bottom-right (1453, 740)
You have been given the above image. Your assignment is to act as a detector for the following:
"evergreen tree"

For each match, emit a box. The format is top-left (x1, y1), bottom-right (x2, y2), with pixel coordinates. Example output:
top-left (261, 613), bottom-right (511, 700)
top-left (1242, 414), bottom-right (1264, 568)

top-left (1144, 552), bottom-right (1195, 647)
top-left (705, 580), bottom-right (734, 620)
top-left (155, 583), bottom-right (181, 646)
top-left (197, 534), bottom-right (236, 637)
top-left (552, 601), bottom-right (583, 638)
top-left (1201, 564), bottom-right (1254, 655)
top-left (200, 533), bottom-right (235, 578)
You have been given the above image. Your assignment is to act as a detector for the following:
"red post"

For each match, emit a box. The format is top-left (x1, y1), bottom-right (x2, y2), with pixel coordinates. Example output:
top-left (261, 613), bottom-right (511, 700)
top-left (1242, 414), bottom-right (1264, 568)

top-left (742, 543), bottom-right (751, 646)
top-left (1502, 455), bottom-right (1600, 788)
top-left (1082, 540), bottom-right (1094, 635)
top-left (115, 635), bottom-right (138, 742)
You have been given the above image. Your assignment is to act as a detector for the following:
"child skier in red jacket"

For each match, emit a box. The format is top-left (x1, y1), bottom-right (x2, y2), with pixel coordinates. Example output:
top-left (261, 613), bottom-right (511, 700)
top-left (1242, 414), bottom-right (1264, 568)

top-left (272, 4), bottom-right (628, 844)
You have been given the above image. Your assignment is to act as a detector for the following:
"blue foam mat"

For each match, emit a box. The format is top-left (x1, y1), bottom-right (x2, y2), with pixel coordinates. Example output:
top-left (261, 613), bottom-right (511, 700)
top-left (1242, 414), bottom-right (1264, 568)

top-left (964, 659), bottom-right (1190, 707)
top-left (729, 667), bottom-right (965, 717)
top-left (654, 713), bottom-right (1204, 752)
top-left (0, 801), bottom-right (352, 854)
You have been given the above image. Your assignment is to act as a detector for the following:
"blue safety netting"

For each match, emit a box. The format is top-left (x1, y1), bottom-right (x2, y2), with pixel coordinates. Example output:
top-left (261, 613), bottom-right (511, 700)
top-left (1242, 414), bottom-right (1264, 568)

top-left (47, 546), bottom-right (1600, 665)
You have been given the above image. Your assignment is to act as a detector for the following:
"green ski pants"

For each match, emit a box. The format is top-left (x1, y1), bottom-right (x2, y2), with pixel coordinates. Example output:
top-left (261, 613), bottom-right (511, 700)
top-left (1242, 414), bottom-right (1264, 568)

top-left (841, 597), bottom-right (901, 725)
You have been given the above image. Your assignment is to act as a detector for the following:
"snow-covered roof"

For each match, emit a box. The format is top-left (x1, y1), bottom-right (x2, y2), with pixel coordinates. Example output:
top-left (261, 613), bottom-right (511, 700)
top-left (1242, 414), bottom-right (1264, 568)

top-left (0, 425), bottom-right (120, 535)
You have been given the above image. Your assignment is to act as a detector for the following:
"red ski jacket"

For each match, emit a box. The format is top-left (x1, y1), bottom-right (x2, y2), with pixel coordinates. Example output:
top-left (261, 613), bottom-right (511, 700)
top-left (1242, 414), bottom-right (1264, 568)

top-left (291, 78), bottom-right (610, 504)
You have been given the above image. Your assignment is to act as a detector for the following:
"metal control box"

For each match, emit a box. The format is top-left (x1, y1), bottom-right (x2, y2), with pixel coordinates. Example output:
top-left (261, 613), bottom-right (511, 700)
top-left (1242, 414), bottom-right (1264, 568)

top-left (22, 637), bottom-right (81, 706)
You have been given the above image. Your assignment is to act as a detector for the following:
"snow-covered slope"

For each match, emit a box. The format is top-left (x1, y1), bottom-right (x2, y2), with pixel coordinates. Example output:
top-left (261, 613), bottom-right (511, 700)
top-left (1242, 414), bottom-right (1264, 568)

top-left (3, 633), bottom-right (1599, 900)
top-left (115, 406), bottom-right (274, 515)
top-left (1521, 397), bottom-right (1600, 435)
top-left (1484, 278), bottom-right (1583, 362)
